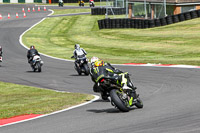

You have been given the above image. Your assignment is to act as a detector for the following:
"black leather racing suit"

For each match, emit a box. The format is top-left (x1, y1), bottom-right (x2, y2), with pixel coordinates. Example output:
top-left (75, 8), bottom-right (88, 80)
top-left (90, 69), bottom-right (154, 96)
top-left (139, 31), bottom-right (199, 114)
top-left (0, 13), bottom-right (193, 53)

top-left (90, 63), bottom-right (137, 99)
top-left (27, 49), bottom-right (40, 64)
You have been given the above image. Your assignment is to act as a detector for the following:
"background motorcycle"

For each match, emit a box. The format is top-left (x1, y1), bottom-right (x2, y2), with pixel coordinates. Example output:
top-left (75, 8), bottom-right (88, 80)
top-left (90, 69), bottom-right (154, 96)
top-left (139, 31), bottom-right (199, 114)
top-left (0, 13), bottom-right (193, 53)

top-left (71, 55), bottom-right (89, 75)
top-left (58, 1), bottom-right (64, 7)
top-left (79, 0), bottom-right (84, 7)
top-left (89, 1), bottom-right (95, 7)
top-left (97, 76), bottom-right (143, 112)
top-left (0, 56), bottom-right (2, 66)
top-left (31, 55), bottom-right (43, 72)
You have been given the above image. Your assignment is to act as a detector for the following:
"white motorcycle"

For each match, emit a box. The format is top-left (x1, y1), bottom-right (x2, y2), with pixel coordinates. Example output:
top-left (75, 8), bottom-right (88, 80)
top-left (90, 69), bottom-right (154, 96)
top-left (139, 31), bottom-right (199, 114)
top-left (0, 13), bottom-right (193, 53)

top-left (89, 1), bottom-right (95, 7)
top-left (0, 56), bottom-right (2, 66)
top-left (31, 55), bottom-right (43, 72)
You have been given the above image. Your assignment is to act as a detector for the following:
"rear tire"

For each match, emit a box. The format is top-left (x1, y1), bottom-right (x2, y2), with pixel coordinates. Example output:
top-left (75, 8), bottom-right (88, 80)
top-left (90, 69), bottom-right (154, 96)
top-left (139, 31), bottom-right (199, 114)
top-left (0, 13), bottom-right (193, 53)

top-left (37, 62), bottom-right (41, 72)
top-left (110, 89), bottom-right (130, 112)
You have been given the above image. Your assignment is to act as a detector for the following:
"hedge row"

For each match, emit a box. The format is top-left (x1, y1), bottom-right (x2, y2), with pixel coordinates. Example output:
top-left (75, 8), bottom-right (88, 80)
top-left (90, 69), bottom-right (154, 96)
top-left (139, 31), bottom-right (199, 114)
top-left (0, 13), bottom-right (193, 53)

top-left (91, 7), bottom-right (126, 15)
top-left (98, 10), bottom-right (200, 29)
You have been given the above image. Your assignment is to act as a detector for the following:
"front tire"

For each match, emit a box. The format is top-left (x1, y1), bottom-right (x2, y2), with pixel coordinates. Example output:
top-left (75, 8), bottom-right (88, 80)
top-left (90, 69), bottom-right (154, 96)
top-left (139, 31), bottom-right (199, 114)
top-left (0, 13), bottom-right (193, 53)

top-left (110, 89), bottom-right (130, 112)
top-left (83, 64), bottom-right (89, 75)
top-left (135, 97), bottom-right (143, 108)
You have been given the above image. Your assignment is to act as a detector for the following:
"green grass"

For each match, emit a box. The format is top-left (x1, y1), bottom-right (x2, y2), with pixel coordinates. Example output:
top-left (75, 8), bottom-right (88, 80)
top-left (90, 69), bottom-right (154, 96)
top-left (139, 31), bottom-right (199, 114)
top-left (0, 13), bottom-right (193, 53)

top-left (52, 8), bottom-right (91, 15)
top-left (22, 9), bottom-right (200, 66)
top-left (0, 81), bottom-right (93, 119)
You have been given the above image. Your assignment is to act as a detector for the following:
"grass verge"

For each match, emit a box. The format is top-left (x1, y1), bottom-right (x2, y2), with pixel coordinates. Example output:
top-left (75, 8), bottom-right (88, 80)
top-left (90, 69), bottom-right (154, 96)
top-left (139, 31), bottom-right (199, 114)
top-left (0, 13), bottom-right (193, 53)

top-left (52, 8), bottom-right (91, 15)
top-left (23, 9), bottom-right (200, 66)
top-left (0, 81), bottom-right (93, 119)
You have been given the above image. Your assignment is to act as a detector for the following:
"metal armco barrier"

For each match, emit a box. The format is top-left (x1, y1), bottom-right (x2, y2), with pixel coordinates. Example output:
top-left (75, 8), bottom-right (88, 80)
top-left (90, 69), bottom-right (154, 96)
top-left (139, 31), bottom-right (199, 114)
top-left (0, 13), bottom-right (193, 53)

top-left (98, 9), bottom-right (200, 29)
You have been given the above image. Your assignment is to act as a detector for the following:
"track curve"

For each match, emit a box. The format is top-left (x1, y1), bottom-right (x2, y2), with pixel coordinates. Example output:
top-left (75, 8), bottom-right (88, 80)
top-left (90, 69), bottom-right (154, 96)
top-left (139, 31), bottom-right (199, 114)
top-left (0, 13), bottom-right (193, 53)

top-left (1, 4), bottom-right (200, 133)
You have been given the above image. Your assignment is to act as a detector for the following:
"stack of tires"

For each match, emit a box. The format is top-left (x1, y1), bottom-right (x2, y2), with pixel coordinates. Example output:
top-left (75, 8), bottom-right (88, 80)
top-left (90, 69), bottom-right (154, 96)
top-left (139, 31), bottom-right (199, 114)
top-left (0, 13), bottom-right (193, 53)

top-left (91, 8), bottom-right (106, 15)
top-left (91, 7), bottom-right (126, 15)
top-left (97, 9), bottom-right (200, 29)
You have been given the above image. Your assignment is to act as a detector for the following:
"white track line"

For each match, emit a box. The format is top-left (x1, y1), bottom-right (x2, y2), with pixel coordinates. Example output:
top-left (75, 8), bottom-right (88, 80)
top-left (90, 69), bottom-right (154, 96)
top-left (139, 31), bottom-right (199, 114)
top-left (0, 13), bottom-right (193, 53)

top-left (12, 7), bottom-right (199, 127)
top-left (0, 95), bottom-right (99, 128)
top-left (19, 9), bottom-right (200, 70)
top-left (0, 9), bottom-right (100, 128)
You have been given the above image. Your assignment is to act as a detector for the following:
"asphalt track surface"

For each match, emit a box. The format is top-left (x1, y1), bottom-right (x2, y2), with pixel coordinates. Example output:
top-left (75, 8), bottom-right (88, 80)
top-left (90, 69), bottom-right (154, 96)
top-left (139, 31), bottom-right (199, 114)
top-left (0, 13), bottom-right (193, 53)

top-left (1, 4), bottom-right (200, 133)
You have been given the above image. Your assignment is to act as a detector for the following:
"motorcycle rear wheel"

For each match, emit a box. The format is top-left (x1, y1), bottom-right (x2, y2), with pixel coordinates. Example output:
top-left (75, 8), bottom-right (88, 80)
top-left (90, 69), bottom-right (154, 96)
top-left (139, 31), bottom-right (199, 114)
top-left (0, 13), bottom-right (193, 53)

top-left (36, 62), bottom-right (42, 72)
top-left (110, 89), bottom-right (130, 112)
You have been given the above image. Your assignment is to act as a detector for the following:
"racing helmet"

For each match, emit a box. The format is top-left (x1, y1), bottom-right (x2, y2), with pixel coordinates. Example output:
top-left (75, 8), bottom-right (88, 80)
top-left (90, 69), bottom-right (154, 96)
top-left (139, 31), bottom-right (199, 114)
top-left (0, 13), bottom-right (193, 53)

top-left (75, 44), bottom-right (80, 50)
top-left (94, 60), bottom-right (104, 67)
top-left (30, 45), bottom-right (35, 49)
top-left (90, 56), bottom-right (99, 64)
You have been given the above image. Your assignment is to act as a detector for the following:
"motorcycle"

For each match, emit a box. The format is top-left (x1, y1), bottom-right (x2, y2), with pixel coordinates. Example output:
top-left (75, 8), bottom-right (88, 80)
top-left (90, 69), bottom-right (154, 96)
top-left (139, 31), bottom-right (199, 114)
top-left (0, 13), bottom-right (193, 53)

top-left (0, 56), bottom-right (2, 66)
top-left (89, 1), bottom-right (95, 7)
top-left (30, 55), bottom-right (43, 72)
top-left (79, 0), bottom-right (84, 7)
top-left (96, 75), bottom-right (143, 112)
top-left (58, 1), bottom-right (64, 7)
top-left (71, 55), bottom-right (90, 75)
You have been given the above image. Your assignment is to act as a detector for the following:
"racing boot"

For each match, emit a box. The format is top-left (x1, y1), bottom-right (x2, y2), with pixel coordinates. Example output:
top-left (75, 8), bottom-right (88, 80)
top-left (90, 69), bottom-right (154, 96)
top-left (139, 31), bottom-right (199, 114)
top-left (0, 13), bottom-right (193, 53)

top-left (129, 90), bottom-right (137, 106)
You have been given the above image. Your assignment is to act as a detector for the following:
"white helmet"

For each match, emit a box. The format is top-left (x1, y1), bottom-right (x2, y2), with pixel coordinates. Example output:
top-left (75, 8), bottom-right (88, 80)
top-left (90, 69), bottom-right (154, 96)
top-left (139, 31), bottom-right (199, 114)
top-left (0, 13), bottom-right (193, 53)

top-left (75, 44), bottom-right (80, 50)
top-left (90, 56), bottom-right (99, 64)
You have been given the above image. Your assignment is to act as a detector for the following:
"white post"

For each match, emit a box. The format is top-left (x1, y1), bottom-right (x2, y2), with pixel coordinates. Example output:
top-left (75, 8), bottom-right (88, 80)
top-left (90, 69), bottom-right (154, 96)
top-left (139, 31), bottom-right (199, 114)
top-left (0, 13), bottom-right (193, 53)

top-left (164, 0), bottom-right (166, 16)
top-left (144, 0), bottom-right (147, 19)
top-left (126, 0), bottom-right (128, 18)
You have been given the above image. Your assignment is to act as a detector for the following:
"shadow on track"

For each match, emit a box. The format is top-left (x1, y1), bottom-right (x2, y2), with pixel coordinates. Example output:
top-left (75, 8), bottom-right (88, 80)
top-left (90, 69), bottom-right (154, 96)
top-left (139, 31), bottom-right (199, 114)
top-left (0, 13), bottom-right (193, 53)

top-left (26, 71), bottom-right (41, 73)
top-left (87, 99), bottom-right (138, 113)
top-left (87, 108), bottom-right (121, 113)
top-left (69, 74), bottom-right (89, 76)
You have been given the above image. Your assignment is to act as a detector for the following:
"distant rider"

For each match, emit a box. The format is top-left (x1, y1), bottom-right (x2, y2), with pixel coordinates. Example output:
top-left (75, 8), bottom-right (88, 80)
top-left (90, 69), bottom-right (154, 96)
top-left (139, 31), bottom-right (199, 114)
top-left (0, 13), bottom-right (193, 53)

top-left (27, 45), bottom-right (40, 64)
top-left (90, 57), bottom-right (138, 105)
top-left (59, 0), bottom-right (63, 6)
top-left (89, 0), bottom-right (94, 5)
top-left (73, 44), bottom-right (87, 59)
top-left (0, 46), bottom-right (2, 57)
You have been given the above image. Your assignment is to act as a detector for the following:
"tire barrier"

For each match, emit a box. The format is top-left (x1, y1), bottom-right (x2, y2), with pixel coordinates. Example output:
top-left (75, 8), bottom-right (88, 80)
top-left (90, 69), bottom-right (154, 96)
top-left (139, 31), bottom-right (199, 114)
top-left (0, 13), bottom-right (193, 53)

top-left (178, 13), bottom-right (185, 21)
top-left (160, 17), bottom-right (167, 26)
top-left (155, 19), bottom-right (161, 27)
top-left (166, 15), bottom-right (173, 24)
top-left (97, 9), bottom-right (200, 29)
top-left (173, 14), bottom-right (179, 23)
top-left (91, 7), bottom-right (125, 15)
top-left (190, 10), bottom-right (198, 19)
top-left (184, 12), bottom-right (191, 20)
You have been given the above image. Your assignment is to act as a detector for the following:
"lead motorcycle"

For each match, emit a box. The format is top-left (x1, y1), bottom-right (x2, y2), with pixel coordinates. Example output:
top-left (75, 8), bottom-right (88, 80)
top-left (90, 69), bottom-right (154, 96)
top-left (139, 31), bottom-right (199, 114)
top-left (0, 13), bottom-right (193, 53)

top-left (96, 75), bottom-right (143, 112)
top-left (71, 55), bottom-right (90, 75)
top-left (30, 55), bottom-right (43, 72)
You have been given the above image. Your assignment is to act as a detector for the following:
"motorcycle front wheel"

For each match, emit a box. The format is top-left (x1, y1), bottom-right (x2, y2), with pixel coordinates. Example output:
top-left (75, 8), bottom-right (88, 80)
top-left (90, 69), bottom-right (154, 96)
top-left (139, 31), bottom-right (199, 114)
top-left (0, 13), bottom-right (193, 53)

top-left (135, 97), bottom-right (143, 108)
top-left (110, 89), bottom-right (130, 112)
top-left (83, 64), bottom-right (89, 75)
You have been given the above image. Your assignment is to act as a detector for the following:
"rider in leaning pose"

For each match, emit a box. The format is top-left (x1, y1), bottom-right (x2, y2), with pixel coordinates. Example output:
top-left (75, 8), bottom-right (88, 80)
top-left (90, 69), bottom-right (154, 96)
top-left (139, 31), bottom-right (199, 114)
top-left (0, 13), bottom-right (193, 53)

top-left (90, 57), bottom-right (138, 105)
top-left (0, 46), bottom-right (3, 57)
